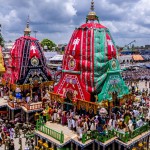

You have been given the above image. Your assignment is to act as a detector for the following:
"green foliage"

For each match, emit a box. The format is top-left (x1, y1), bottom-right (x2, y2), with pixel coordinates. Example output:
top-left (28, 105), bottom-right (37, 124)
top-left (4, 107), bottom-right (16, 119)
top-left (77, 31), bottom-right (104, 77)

top-left (0, 33), bottom-right (4, 47)
top-left (41, 38), bottom-right (56, 51)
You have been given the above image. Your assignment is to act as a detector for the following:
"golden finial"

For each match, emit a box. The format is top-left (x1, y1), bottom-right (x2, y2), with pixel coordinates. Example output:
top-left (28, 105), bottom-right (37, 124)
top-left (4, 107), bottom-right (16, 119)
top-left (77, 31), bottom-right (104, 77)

top-left (24, 15), bottom-right (31, 36)
top-left (86, 0), bottom-right (99, 22)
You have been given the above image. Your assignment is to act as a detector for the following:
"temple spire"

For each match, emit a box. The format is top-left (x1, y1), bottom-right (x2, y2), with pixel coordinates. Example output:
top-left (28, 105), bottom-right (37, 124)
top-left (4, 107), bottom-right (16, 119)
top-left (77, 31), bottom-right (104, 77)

top-left (86, 0), bottom-right (99, 22)
top-left (24, 16), bottom-right (31, 36)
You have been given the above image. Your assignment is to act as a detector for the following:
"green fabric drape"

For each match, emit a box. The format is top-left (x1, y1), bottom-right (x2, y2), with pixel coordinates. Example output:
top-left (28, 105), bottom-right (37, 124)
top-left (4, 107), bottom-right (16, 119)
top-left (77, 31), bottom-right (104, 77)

top-left (94, 29), bottom-right (108, 93)
top-left (93, 29), bottom-right (129, 102)
top-left (97, 59), bottom-right (129, 102)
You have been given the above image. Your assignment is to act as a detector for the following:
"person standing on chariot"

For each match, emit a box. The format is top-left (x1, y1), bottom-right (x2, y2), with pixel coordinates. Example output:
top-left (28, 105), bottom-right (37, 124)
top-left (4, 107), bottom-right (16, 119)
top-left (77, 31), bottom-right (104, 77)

top-left (42, 106), bottom-right (49, 123)
top-left (53, 107), bottom-right (58, 122)
top-left (43, 89), bottom-right (50, 101)
top-left (67, 116), bottom-right (72, 129)
top-left (50, 107), bottom-right (54, 122)
top-left (15, 87), bottom-right (22, 103)
top-left (26, 93), bottom-right (31, 103)
top-left (53, 101), bottom-right (57, 108)
top-left (83, 119), bottom-right (88, 133)
top-left (78, 124), bottom-right (83, 140)
top-left (90, 121), bottom-right (96, 131)
top-left (34, 93), bottom-right (38, 102)
top-left (70, 117), bottom-right (76, 131)
top-left (48, 105), bottom-right (52, 121)
top-left (42, 107), bottom-right (48, 123)
top-left (3, 85), bottom-right (9, 100)
top-left (61, 111), bottom-right (67, 125)
top-left (9, 91), bottom-right (14, 101)
top-left (57, 106), bottom-right (62, 122)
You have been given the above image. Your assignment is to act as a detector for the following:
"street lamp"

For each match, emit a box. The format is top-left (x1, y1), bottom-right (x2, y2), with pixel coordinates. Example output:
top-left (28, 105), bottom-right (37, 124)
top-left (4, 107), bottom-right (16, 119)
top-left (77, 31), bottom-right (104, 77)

top-left (33, 30), bottom-right (38, 38)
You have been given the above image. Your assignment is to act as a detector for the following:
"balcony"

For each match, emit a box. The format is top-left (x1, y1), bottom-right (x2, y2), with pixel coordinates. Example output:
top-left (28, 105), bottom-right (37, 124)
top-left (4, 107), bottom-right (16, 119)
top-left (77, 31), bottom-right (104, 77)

top-left (7, 100), bottom-right (24, 109)
top-left (23, 102), bottom-right (43, 111)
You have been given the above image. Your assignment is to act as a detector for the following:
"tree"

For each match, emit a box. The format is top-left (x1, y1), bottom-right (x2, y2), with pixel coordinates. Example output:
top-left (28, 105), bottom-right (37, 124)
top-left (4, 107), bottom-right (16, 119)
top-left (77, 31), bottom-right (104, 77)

top-left (0, 33), bottom-right (4, 47)
top-left (41, 38), bottom-right (56, 51)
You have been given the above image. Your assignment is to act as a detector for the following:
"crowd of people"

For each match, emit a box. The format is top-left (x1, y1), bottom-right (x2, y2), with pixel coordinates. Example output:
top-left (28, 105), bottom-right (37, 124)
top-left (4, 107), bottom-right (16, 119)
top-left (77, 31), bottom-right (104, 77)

top-left (0, 120), bottom-right (34, 150)
top-left (0, 69), bottom-right (149, 148)
top-left (42, 92), bottom-right (150, 140)
top-left (124, 81), bottom-right (150, 98)
top-left (0, 120), bottom-right (16, 149)
top-left (122, 68), bottom-right (150, 81)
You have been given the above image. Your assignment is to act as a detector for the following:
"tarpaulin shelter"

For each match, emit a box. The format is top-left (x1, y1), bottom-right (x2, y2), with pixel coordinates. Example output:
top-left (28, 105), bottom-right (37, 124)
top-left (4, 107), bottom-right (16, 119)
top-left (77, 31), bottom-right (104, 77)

top-left (145, 64), bottom-right (150, 69)
top-left (142, 55), bottom-right (150, 61)
top-left (132, 55), bottom-right (144, 61)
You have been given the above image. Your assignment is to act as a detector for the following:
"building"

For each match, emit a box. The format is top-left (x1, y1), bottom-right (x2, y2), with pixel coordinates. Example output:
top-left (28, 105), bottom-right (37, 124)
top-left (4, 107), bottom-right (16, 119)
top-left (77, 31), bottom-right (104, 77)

top-left (43, 51), bottom-right (58, 64)
top-left (48, 55), bottom-right (63, 69)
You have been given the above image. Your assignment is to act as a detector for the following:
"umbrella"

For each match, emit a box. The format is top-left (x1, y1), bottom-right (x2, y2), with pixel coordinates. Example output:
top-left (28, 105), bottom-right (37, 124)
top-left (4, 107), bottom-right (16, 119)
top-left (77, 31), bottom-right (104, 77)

top-left (0, 118), bottom-right (3, 122)
top-left (99, 108), bottom-right (108, 114)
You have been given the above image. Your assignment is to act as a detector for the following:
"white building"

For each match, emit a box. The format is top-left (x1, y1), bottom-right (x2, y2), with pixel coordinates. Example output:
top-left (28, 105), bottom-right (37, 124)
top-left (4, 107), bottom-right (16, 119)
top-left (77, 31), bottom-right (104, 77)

top-left (48, 55), bottom-right (63, 69)
top-left (4, 41), bottom-right (14, 51)
top-left (43, 51), bottom-right (58, 64)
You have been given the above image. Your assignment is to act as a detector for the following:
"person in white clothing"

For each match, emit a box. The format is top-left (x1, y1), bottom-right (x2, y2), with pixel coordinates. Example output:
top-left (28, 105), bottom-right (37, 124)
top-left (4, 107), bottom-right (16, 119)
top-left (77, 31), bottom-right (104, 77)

top-left (78, 125), bottom-right (83, 140)
top-left (9, 127), bottom-right (15, 139)
top-left (136, 118), bottom-right (144, 127)
top-left (67, 117), bottom-right (72, 129)
top-left (108, 119), bottom-right (113, 130)
top-left (128, 119), bottom-right (134, 132)
top-left (90, 122), bottom-right (96, 131)
top-left (133, 109), bottom-right (139, 118)
top-left (53, 109), bottom-right (58, 122)
top-left (71, 118), bottom-right (76, 131)
top-left (83, 120), bottom-right (88, 133)
top-left (112, 119), bottom-right (116, 129)
top-left (34, 94), bottom-right (38, 102)
top-left (26, 94), bottom-right (30, 103)
top-left (43, 90), bottom-right (50, 101)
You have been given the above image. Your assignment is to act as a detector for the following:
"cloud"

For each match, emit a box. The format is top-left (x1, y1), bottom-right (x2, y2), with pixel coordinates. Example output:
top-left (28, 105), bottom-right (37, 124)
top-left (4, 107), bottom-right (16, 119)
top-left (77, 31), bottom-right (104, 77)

top-left (0, 0), bottom-right (149, 46)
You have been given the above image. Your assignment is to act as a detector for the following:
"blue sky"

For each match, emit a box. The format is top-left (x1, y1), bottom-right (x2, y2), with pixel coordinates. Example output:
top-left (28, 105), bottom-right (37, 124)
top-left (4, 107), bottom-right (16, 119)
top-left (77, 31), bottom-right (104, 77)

top-left (0, 0), bottom-right (150, 46)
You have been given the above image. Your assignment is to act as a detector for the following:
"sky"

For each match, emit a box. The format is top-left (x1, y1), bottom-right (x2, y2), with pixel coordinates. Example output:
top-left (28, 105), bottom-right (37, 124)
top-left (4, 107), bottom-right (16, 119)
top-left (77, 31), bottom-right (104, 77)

top-left (0, 0), bottom-right (150, 46)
